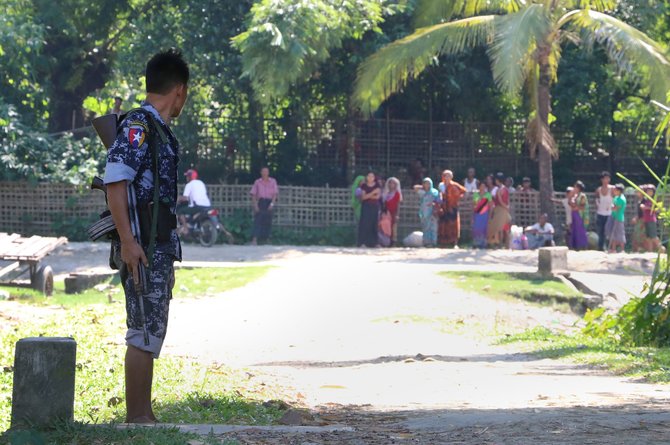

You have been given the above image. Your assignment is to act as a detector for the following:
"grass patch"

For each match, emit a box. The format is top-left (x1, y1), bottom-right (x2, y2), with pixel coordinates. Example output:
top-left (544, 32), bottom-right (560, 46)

top-left (502, 327), bottom-right (670, 383)
top-left (373, 314), bottom-right (496, 338)
top-left (173, 266), bottom-right (271, 299)
top-left (1, 267), bottom-right (272, 307)
top-left (440, 271), bottom-right (582, 311)
top-left (1, 423), bottom-right (231, 445)
top-left (0, 266), bottom-right (286, 436)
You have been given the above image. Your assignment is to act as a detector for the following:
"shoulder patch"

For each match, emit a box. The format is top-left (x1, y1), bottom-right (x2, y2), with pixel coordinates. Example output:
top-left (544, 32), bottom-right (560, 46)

top-left (128, 126), bottom-right (146, 149)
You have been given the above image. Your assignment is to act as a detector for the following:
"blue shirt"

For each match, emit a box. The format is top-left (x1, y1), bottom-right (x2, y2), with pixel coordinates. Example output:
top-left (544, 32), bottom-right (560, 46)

top-left (104, 102), bottom-right (181, 260)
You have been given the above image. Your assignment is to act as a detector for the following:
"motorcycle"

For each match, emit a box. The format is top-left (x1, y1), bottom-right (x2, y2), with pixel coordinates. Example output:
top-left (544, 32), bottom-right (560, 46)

top-left (179, 207), bottom-right (234, 247)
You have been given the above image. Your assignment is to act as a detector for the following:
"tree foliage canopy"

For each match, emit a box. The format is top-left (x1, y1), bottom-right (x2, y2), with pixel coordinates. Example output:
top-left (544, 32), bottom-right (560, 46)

top-left (232, 0), bottom-right (405, 103)
top-left (0, 0), bottom-right (668, 186)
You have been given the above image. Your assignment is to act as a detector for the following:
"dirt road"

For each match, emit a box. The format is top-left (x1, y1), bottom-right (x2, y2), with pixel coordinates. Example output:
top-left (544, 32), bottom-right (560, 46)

top-left (49, 244), bottom-right (669, 443)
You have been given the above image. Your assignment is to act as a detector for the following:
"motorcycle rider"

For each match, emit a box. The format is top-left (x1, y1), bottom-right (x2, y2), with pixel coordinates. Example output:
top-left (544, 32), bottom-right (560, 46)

top-left (177, 169), bottom-right (211, 235)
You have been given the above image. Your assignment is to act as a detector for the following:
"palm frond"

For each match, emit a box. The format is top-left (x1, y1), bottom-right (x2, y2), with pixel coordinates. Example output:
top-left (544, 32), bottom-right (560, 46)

top-left (352, 16), bottom-right (495, 114)
top-left (564, 9), bottom-right (670, 103)
top-left (488, 4), bottom-right (554, 95)
top-left (565, 0), bottom-right (618, 12)
top-left (548, 38), bottom-right (563, 83)
top-left (564, 0), bottom-right (617, 12)
top-left (655, 110), bottom-right (670, 149)
top-left (414, 0), bottom-right (522, 27)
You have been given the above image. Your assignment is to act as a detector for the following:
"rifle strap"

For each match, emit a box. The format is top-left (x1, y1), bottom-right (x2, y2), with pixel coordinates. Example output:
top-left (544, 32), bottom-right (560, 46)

top-left (123, 107), bottom-right (169, 268)
top-left (146, 114), bottom-right (168, 268)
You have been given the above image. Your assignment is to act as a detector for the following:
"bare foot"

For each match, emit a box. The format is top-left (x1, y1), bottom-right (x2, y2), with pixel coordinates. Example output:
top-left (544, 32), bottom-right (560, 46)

top-left (126, 416), bottom-right (156, 424)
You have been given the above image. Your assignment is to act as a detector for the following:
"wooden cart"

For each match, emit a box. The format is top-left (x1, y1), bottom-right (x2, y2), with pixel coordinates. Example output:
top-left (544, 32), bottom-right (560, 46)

top-left (0, 233), bottom-right (67, 296)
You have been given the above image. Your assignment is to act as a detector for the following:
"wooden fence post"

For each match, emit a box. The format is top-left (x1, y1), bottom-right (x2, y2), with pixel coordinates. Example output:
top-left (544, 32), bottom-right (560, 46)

top-left (385, 108), bottom-right (391, 174)
top-left (346, 113), bottom-right (356, 183)
top-left (428, 97), bottom-right (434, 172)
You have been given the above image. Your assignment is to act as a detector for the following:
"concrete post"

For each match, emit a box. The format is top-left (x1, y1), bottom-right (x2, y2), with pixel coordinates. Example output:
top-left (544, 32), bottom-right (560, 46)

top-left (538, 246), bottom-right (568, 277)
top-left (10, 337), bottom-right (77, 429)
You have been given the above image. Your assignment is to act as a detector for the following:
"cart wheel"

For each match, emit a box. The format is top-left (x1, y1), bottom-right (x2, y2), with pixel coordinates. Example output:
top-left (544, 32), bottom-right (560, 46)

top-left (34, 265), bottom-right (54, 296)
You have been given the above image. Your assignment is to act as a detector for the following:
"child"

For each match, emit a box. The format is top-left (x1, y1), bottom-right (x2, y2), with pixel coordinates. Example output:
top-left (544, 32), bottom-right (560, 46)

top-left (472, 182), bottom-right (492, 248)
top-left (608, 184), bottom-right (627, 253)
top-left (631, 187), bottom-right (648, 252)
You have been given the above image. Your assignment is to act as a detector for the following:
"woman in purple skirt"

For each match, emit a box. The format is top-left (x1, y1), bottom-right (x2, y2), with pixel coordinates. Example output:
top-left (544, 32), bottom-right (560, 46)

top-left (570, 180), bottom-right (589, 250)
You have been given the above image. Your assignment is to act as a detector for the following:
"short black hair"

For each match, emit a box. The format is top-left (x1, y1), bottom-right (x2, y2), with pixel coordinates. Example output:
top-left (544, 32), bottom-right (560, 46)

top-left (600, 171), bottom-right (611, 178)
top-left (146, 48), bottom-right (190, 94)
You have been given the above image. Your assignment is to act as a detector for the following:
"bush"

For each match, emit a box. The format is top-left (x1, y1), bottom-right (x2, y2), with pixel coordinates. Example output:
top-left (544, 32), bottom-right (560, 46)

top-left (220, 208), bottom-right (356, 246)
top-left (221, 209), bottom-right (253, 245)
top-left (271, 226), bottom-right (356, 246)
top-left (583, 161), bottom-right (670, 346)
top-left (0, 103), bottom-right (103, 185)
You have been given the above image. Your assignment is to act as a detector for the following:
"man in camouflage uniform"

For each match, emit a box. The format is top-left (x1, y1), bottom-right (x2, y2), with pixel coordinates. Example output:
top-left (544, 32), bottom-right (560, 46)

top-left (104, 49), bottom-right (189, 423)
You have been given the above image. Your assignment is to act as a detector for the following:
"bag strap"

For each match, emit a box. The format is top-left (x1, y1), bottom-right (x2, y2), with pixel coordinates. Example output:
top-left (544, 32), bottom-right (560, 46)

top-left (122, 108), bottom-right (169, 267)
top-left (146, 114), bottom-right (168, 267)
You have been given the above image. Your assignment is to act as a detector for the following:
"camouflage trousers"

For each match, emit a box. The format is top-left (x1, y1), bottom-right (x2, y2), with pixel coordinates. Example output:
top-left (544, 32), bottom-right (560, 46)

top-left (120, 249), bottom-right (175, 358)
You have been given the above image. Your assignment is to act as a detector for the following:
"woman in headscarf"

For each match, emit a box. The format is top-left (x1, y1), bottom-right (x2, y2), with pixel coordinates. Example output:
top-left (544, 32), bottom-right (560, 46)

top-left (472, 181), bottom-right (492, 248)
top-left (350, 175), bottom-right (366, 223)
top-left (487, 172), bottom-right (512, 248)
top-left (414, 178), bottom-right (441, 247)
top-left (357, 171), bottom-right (381, 247)
top-left (438, 170), bottom-right (467, 248)
top-left (382, 177), bottom-right (403, 246)
top-left (569, 180), bottom-right (589, 250)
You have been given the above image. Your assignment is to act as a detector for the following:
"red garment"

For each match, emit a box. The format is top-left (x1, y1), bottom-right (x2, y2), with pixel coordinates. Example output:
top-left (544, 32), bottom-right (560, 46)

top-left (495, 186), bottom-right (510, 207)
top-left (495, 186), bottom-right (511, 232)
top-left (385, 192), bottom-right (401, 217)
top-left (641, 198), bottom-right (658, 223)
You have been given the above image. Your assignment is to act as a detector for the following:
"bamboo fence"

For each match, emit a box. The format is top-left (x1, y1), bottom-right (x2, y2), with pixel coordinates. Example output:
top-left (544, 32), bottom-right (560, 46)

top-left (0, 182), bottom-right (653, 243)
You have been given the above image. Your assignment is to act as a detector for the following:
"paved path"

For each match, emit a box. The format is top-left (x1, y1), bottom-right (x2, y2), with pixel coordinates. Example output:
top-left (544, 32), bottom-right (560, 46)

top-left (163, 248), bottom-right (668, 443)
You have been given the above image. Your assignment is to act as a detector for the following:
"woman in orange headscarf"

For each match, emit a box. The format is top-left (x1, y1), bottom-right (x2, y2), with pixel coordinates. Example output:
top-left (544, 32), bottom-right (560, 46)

top-left (438, 170), bottom-right (466, 248)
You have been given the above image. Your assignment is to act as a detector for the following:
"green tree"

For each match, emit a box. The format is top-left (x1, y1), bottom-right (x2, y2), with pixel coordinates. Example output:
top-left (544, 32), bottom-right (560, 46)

top-left (0, 0), bottom-right (46, 122)
top-left (16, 0), bottom-right (161, 132)
top-left (232, 0), bottom-right (404, 103)
top-left (352, 0), bottom-right (670, 216)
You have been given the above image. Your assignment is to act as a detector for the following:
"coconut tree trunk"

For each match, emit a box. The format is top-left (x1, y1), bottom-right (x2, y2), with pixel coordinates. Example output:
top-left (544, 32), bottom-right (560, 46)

top-left (537, 45), bottom-right (556, 221)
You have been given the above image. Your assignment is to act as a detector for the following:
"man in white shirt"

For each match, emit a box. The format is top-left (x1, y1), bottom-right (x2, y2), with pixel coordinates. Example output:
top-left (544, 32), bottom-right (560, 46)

top-left (177, 169), bottom-right (211, 233)
top-left (594, 171), bottom-right (614, 251)
top-left (463, 167), bottom-right (479, 193)
top-left (525, 213), bottom-right (555, 249)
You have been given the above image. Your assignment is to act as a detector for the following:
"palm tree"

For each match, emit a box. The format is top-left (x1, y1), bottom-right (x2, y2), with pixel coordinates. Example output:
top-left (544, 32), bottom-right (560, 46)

top-left (353, 0), bottom-right (670, 216)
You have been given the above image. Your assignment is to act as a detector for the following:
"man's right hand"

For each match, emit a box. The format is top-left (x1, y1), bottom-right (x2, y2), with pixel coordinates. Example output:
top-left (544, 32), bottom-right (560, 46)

top-left (121, 238), bottom-right (148, 287)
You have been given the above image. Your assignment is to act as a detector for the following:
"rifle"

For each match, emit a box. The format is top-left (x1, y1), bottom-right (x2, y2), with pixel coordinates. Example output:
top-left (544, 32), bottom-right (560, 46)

top-left (90, 112), bottom-right (152, 347)
top-left (126, 183), bottom-right (151, 347)
top-left (86, 176), bottom-right (114, 241)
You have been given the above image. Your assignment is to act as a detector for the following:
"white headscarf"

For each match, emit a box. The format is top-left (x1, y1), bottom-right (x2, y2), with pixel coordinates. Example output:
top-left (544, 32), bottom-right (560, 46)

top-left (383, 177), bottom-right (403, 202)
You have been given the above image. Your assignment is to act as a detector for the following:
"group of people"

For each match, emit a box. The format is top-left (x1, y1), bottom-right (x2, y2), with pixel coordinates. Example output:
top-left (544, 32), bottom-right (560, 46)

top-left (552, 171), bottom-right (662, 253)
top-left (353, 167), bottom-right (663, 253)
top-left (351, 169), bottom-right (525, 249)
top-left (413, 170), bottom-right (516, 249)
top-left (352, 172), bottom-right (403, 247)
top-left (352, 168), bottom-right (520, 250)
